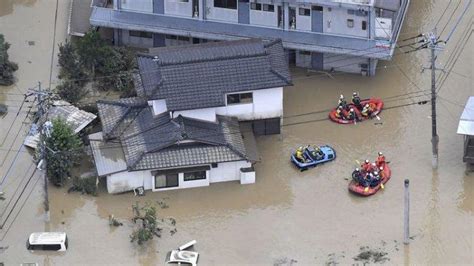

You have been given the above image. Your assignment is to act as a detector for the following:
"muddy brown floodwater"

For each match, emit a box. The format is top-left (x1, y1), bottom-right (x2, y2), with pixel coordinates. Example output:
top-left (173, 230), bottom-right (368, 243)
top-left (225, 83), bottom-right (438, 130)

top-left (0, 0), bottom-right (473, 265)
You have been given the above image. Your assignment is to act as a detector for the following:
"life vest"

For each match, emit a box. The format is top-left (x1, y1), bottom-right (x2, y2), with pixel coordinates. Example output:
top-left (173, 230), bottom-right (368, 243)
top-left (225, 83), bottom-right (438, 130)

top-left (376, 155), bottom-right (386, 166)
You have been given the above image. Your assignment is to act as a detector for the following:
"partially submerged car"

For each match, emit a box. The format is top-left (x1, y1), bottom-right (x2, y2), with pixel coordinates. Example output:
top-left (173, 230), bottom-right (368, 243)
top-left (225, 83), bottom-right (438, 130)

top-left (166, 240), bottom-right (199, 266)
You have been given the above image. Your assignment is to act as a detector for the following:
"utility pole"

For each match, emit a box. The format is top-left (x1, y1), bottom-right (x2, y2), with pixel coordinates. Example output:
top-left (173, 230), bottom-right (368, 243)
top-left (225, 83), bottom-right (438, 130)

top-left (27, 82), bottom-right (51, 222)
top-left (422, 31), bottom-right (443, 169)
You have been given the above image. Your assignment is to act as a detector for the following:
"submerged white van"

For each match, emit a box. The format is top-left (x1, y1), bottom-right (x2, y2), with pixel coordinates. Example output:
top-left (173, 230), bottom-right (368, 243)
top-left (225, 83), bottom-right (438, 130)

top-left (26, 232), bottom-right (68, 251)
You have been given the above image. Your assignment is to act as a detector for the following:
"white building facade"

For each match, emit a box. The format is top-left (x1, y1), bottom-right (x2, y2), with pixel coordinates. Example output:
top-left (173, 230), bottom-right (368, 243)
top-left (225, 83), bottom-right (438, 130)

top-left (88, 0), bottom-right (410, 75)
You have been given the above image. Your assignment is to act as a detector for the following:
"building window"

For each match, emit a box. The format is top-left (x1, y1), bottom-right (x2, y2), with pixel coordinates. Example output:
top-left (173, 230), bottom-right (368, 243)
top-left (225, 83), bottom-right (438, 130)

top-left (312, 6), bottom-right (323, 11)
top-left (227, 92), bottom-right (253, 105)
top-left (347, 9), bottom-right (355, 15)
top-left (184, 170), bottom-right (207, 181)
top-left (327, 7), bottom-right (332, 12)
top-left (263, 4), bottom-right (274, 12)
top-left (214, 0), bottom-right (237, 9)
top-left (251, 3), bottom-right (261, 10)
top-left (129, 31), bottom-right (153, 38)
top-left (362, 20), bottom-right (367, 30)
top-left (178, 36), bottom-right (190, 41)
top-left (299, 51), bottom-right (311, 55)
top-left (155, 173), bottom-right (179, 189)
top-left (347, 19), bottom-right (354, 28)
top-left (299, 8), bottom-right (310, 16)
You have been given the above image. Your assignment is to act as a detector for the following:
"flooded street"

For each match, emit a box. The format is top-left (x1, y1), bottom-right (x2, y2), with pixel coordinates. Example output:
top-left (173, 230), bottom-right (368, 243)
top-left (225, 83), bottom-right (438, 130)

top-left (1, 0), bottom-right (472, 265)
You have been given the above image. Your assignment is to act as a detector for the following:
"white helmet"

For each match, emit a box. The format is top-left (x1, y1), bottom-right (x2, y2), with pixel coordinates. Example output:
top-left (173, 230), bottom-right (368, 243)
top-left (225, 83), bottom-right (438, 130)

top-left (372, 163), bottom-right (376, 167)
top-left (379, 166), bottom-right (383, 171)
top-left (365, 104), bottom-right (369, 107)
top-left (378, 152), bottom-right (383, 156)
top-left (355, 168), bottom-right (360, 171)
top-left (374, 171), bottom-right (379, 175)
top-left (365, 159), bottom-right (369, 164)
top-left (340, 94), bottom-right (344, 99)
top-left (350, 108), bottom-right (354, 112)
top-left (353, 92), bottom-right (358, 96)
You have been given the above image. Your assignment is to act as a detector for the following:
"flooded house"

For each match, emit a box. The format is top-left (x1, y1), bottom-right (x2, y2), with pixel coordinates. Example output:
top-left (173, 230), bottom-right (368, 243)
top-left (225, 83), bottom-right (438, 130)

top-left (457, 96), bottom-right (474, 164)
top-left (89, 39), bottom-right (292, 193)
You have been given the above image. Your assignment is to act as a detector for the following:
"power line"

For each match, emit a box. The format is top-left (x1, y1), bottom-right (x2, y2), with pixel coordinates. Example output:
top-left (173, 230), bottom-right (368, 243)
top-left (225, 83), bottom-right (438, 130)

top-left (439, 0), bottom-right (462, 37)
top-left (0, 169), bottom-right (40, 241)
top-left (435, 0), bottom-right (454, 29)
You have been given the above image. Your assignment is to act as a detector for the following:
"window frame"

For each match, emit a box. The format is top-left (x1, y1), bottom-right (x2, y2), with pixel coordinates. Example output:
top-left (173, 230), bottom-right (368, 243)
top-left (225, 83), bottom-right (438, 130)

top-left (226, 92), bottom-right (253, 105)
top-left (129, 30), bottom-right (153, 39)
top-left (361, 20), bottom-right (367, 30)
top-left (154, 173), bottom-right (179, 189)
top-left (347, 19), bottom-right (354, 28)
top-left (262, 4), bottom-right (274, 12)
top-left (299, 8), bottom-right (310, 16)
top-left (214, 0), bottom-right (237, 9)
top-left (183, 170), bottom-right (207, 181)
top-left (251, 3), bottom-right (262, 10)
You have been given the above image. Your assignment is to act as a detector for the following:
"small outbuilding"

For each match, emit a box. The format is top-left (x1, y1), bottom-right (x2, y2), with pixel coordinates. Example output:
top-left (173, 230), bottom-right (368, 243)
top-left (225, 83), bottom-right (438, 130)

top-left (457, 96), bottom-right (474, 164)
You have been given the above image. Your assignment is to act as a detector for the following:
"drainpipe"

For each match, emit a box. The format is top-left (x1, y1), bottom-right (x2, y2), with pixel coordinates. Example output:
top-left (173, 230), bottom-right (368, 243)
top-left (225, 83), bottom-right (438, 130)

top-left (283, 2), bottom-right (289, 31)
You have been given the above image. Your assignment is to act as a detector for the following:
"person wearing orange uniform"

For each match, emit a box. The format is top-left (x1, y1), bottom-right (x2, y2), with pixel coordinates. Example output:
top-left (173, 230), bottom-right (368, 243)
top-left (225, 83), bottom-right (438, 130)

top-left (376, 152), bottom-right (386, 167)
top-left (361, 159), bottom-right (371, 172)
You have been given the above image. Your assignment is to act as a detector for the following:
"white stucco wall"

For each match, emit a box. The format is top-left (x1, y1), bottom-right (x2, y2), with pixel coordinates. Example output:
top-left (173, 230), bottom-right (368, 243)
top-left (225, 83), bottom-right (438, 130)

top-left (206, 0), bottom-right (238, 23)
top-left (250, 6), bottom-right (278, 28)
top-left (215, 87), bottom-right (283, 121)
top-left (106, 160), bottom-right (252, 193)
top-left (209, 160), bottom-right (251, 183)
top-left (120, 30), bottom-right (154, 48)
top-left (174, 108), bottom-right (217, 122)
top-left (323, 6), bottom-right (369, 37)
top-left (323, 53), bottom-right (368, 74)
top-left (152, 87), bottom-right (283, 122)
top-left (120, 0), bottom-right (153, 13)
top-left (295, 6), bottom-right (311, 31)
top-left (165, 0), bottom-right (193, 17)
top-left (106, 170), bottom-right (153, 194)
top-left (152, 99), bottom-right (168, 115)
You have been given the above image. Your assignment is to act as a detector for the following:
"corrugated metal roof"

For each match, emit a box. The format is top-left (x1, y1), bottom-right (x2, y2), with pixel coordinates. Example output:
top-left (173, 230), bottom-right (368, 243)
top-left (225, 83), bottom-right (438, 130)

top-left (24, 101), bottom-right (96, 149)
top-left (457, 96), bottom-right (474, 135)
top-left (89, 132), bottom-right (127, 176)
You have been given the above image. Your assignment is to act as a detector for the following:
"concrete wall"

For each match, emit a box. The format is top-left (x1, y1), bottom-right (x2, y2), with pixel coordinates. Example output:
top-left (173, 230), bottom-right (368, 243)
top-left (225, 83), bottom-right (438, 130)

top-left (165, 0), bottom-right (193, 17)
top-left (250, 4), bottom-right (278, 28)
top-left (120, 0), bottom-right (153, 13)
top-left (209, 160), bottom-right (251, 183)
top-left (206, 0), bottom-right (238, 22)
top-left (295, 5), bottom-right (311, 31)
top-left (106, 170), bottom-right (153, 194)
top-left (323, 6), bottom-right (369, 37)
top-left (120, 30), bottom-right (154, 48)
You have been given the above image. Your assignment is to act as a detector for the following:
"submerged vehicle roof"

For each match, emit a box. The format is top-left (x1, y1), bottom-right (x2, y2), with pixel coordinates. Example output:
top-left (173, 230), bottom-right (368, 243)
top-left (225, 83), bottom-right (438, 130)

top-left (28, 232), bottom-right (66, 244)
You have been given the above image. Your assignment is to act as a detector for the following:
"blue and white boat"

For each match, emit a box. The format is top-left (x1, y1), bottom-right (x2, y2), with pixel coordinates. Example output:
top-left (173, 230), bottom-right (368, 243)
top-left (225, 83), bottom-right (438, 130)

top-left (290, 145), bottom-right (336, 171)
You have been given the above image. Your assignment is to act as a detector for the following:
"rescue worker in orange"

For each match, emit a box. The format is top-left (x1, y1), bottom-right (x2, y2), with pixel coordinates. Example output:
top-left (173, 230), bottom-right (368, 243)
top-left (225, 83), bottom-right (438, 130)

top-left (376, 152), bottom-right (386, 167)
top-left (361, 159), bottom-right (371, 172)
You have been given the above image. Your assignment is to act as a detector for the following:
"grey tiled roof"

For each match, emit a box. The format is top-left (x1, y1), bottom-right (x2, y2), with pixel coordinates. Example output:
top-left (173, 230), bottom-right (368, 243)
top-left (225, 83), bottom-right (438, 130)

top-left (111, 106), bottom-right (248, 170)
top-left (96, 97), bottom-right (148, 139)
top-left (136, 39), bottom-right (292, 111)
